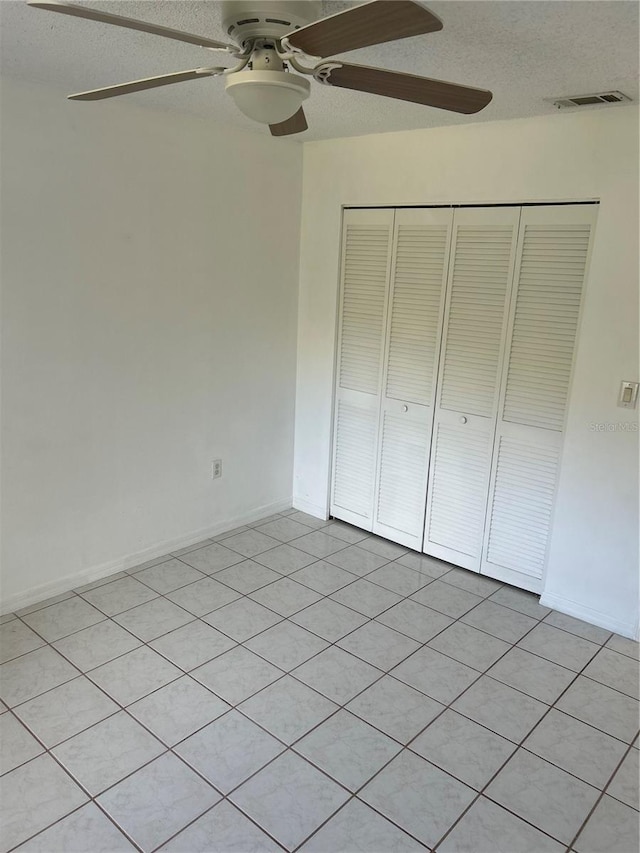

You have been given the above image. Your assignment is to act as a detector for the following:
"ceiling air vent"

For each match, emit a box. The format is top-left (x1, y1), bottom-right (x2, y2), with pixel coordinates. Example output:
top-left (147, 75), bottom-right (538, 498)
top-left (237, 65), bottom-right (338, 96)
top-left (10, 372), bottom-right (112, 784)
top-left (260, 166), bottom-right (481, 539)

top-left (551, 91), bottom-right (631, 109)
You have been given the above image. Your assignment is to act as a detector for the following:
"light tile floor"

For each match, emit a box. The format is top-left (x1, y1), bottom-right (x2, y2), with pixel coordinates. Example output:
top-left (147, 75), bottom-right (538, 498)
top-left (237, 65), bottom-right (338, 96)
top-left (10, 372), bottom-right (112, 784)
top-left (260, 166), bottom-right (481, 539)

top-left (1, 510), bottom-right (639, 853)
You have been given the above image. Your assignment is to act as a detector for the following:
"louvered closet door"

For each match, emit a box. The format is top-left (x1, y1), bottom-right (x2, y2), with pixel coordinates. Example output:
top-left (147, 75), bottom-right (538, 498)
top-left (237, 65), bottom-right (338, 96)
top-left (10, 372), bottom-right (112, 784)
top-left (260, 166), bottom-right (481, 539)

top-left (331, 208), bottom-right (394, 528)
top-left (423, 207), bottom-right (520, 570)
top-left (373, 209), bottom-right (453, 549)
top-left (481, 205), bottom-right (597, 591)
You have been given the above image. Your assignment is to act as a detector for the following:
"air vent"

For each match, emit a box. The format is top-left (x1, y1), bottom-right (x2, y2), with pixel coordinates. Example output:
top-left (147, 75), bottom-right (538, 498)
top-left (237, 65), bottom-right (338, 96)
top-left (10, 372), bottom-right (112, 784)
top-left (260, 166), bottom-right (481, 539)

top-left (551, 91), bottom-right (631, 109)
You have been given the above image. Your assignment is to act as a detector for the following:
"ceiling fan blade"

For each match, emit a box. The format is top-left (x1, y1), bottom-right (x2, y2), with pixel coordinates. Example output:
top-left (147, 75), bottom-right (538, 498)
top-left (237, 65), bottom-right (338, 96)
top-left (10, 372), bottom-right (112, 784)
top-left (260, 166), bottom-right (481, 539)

top-left (28, 1), bottom-right (238, 51)
top-left (68, 68), bottom-right (224, 101)
top-left (316, 62), bottom-right (492, 114)
top-left (270, 108), bottom-right (308, 137)
top-left (284, 1), bottom-right (442, 58)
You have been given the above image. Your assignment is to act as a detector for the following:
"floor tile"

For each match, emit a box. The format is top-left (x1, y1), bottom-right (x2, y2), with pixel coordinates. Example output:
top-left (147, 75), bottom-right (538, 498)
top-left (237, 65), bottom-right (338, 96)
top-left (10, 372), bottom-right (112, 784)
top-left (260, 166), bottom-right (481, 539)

top-left (244, 621), bottom-right (328, 671)
top-left (324, 521), bottom-right (369, 544)
top-left (202, 598), bottom-right (282, 642)
top-left (113, 597), bottom-right (194, 642)
top-left (410, 708), bottom-right (515, 790)
top-left (239, 675), bottom-right (338, 744)
top-left (607, 748), bottom-right (639, 809)
top-left (287, 511), bottom-right (332, 529)
top-left (176, 710), bottom-right (284, 793)
top-left (21, 597), bottom-right (105, 643)
top-left (165, 576), bottom-right (241, 616)
top-left (150, 620), bottom-right (236, 671)
top-left (0, 620), bottom-right (45, 664)
top-left (97, 752), bottom-right (219, 852)
top-left (486, 749), bottom-right (600, 844)
top-left (15, 592), bottom-right (75, 617)
top-left (366, 562), bottom-right (432, 596)
top-left (523, 708), bottom-right (627, 789)
top-left (325, 545), bottom-right (389, 575)
top-left (230, 750), bottom-right (350, 850)
top-left (0, 646), bottom-right (79, 707)
top-left (489, 585), bottom-right (551, 619)
top-left (461, 599), bottom-right (537, 643)
top-left (347, 675), bottom-right (444, 744)
top-left (441, 568), bottom-right (501, 597)
top-left (252, 543), bottom-right (317, 574)
top-left (486, 646), bottom-right (576, 704)
top-left (222, 529), bottom-right (281, 558)
top-left (377, 599), bottom-right (453, 643)
top-left (128, 676), bottom-right (230, 746)
top-left (396, 551), bottom-right (451, 579)
top-left (453, 676), bottom-right (548, 742)
top-left (177, 542), bottom-right (245, 573)
top-left (133, 559), bottom-right (204, 594)
top-left (214, 561), bottom-right (282, 594)
top-left (438, 796), bottom-right (564, 853)
top-left (170, 538), bottom-right (213, 557)
top-left (0, 713), bottom-right (44, 774)
top-left (255, 518), bottom-right (314, 542)
top-left (52, 711), bottom-right (164, 795)
top-left (337, 621), bottom-right (420, 671)
top-left (543, 610), bottom-right (613, 645)
top-left (80, 576), bottom-right (158, 616)
top-left (360, 749), bottom-right (476, 849)
top-left (15, 802), bottom-right (137, 852)
top-left (331, 578), bottom-right (402, 618)
top-left (357, 536), bottom-right (408, 560)
top-left (391, 647), bottom-right (479, 704)
top-left (192, 646), bottom-right (282, 705)
top-left (53, 620), bottom-right (141, 671)
top-left (300, 798), bottom-right (424, 853)
top-left (88, 646), bottom-right (182, 705)
top-left (295, 710), bottom-right (401, 791)
top-left (583, 647), bottom-right (639, 699)
top-left (290, 561), bottom-right (358, 595)
top-left (555, 675), bottom-right (640, 742)
top-left (162, 800), bottom-right (281, 852)
top-left (411, 580), bottom-right (483, 619)
top-left (606, 633), bottom-right (640, 660)
top-left (250, 577), bottom-right (322, 617)
top-left (0, 613), bottom-right (17, 625)
top-left (14, 676), bottom-right (118, 747)
top-left (428, 622), bottom-right (510, 671)
top-left (0, 754), bottom-right (88, 851)
top-left (518, 623), bottom-right (600, 672)
top-left (293, 646), bottom-right (382, 704)
top-left (294, 531), bottom-right (350, 559)
top-left (291, 598), bottom-right (368, 642)
top-left (573, 794), bottom-right (640, 853)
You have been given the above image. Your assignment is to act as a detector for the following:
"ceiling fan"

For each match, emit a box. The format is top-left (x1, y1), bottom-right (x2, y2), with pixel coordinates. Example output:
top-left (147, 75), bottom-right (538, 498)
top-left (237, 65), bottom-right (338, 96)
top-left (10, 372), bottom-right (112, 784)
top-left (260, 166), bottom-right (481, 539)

top-left (28, 0), bottom-right (493, 136)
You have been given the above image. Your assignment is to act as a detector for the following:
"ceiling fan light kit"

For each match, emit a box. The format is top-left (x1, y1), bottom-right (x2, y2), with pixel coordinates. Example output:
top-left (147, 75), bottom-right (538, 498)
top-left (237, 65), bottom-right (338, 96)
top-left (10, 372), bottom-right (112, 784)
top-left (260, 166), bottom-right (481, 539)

top-left (27, 0), bottom-right (494, 135)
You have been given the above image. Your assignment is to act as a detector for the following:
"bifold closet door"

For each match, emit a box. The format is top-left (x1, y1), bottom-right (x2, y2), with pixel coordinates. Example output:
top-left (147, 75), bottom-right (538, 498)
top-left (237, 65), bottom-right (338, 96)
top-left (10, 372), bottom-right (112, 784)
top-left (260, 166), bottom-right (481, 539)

top-left (331, 208), bottom-right (394, 529)
top-left (372, 209), bottom-right (452, 549)
top-left (423, 207), bottom-right (520, 570)
top-left (481, 204), bottom-right (597, 591)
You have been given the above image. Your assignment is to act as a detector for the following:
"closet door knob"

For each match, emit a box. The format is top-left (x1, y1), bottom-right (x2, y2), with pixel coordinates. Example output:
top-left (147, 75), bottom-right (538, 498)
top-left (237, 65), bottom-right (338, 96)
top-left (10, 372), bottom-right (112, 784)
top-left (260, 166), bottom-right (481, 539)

top-left (459, 416), bottom-right (467, 424)
top-left (402, 405), bottom-right (409, 413)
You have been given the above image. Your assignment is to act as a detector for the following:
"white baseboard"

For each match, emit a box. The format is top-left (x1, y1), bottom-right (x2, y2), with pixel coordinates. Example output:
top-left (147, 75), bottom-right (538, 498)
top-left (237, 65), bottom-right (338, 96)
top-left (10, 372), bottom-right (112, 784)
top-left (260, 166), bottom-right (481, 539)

top-left (291, 496), bottom-right (329, 521)
top-left (539, 590), bottom-right (639, 640)
top-left (1, 497), bottom-right (292, 616)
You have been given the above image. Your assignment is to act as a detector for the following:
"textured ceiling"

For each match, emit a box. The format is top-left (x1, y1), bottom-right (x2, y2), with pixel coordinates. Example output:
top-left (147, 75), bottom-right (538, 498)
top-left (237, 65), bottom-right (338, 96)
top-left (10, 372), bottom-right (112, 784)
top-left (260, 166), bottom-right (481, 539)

top-left (1, 0), bottom-right (638, 141)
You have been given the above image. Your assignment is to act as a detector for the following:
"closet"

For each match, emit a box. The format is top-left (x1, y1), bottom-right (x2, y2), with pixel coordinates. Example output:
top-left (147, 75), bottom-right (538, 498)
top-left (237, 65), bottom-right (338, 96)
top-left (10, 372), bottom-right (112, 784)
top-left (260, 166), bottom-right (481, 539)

top-left (330, 203), bottom-right (597, 593)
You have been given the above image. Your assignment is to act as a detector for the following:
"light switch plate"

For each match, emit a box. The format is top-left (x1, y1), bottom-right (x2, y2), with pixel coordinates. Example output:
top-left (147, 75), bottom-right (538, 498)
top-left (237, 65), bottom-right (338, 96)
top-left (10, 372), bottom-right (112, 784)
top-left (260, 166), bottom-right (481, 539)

top-left (618, 381), bottom-right (639, 409)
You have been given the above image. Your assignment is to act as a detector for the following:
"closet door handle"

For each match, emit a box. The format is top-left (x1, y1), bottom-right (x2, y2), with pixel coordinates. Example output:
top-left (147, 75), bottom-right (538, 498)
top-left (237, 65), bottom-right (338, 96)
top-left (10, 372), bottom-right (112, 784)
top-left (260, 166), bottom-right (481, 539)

top-left (402, 405), bottom-right (409, 413)
top-left (459, 416), bottom-right (468, 424)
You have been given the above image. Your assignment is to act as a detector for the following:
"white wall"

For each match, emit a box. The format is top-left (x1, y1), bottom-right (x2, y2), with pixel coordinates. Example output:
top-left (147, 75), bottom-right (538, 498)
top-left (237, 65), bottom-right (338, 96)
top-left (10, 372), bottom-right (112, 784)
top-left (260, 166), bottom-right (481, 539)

top-left (293, 107), bottom-right (639, 638)
top-left (1, 77), bottom-right (303, 610)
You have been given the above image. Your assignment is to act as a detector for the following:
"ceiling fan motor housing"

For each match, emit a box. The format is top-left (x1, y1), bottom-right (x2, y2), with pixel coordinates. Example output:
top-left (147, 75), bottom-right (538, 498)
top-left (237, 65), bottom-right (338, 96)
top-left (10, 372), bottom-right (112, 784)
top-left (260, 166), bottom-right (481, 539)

top-left (220, 1), bottom-right (322, 48)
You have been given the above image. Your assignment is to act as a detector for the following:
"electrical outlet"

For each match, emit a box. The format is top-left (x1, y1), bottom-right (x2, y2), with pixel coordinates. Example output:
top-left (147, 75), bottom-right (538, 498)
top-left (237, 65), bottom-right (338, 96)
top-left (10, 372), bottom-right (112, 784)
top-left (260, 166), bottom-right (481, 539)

top-left (211, 459), bottom-right (222, 479)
